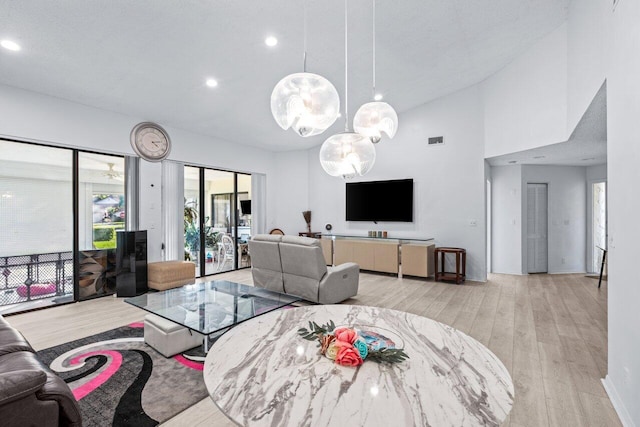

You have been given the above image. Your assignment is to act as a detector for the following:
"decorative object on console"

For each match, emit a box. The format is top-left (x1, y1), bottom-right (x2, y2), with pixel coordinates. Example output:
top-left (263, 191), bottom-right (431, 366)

top-left (298, 320), bottom-right (409, 366)
top-left (325, 223), bottom-right (332, 232)
top-left (130, 122), bottom-right (171, 162)
top-left (319, 0), bottom-right (376, 179)
top-left (353, 0), bottom-right (399, 143)
top-left (302, 210), bottom-right (312, 233)
top-left (270, 1), bottom-right (340, 137)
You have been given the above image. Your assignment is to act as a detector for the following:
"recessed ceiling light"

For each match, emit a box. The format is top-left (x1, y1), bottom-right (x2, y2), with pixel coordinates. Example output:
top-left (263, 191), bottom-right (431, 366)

top-left (265, 36), bottom-right (278, 47)
top-left (374, 93), bottom-right (383, 101)
top-left (533, 155), bottom-right (546, 159)
top-left (1, 40), bottom-right (21, 52)
top-left (508, 160), bottom-right (517, 164)
top-left (205, 78), bottom-right (218, 88)
top-left (581, 157), bottom-right (596, 161)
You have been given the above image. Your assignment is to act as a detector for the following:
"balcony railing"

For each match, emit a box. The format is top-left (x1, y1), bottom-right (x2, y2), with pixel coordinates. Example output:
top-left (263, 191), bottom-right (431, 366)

top-left (0, 251), bottom-right (73, 307)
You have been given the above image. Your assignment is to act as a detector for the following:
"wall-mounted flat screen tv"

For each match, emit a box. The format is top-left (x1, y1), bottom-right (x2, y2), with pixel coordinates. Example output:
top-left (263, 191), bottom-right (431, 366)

top-left (346, 179), bottom-right (413, 222)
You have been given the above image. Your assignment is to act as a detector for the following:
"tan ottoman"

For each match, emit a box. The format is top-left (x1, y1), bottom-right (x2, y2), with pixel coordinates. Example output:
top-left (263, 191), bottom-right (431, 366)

top-left (148, 261), bottom-right (196, 291)
top-left (144, 313), bottom-right (204, 357)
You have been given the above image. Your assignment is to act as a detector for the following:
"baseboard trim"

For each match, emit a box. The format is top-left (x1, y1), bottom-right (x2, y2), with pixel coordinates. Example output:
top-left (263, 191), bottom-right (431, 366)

top-left (602, 375), bottom-right (635, 427)
top-left (548, 270), bottom-right (587, 275)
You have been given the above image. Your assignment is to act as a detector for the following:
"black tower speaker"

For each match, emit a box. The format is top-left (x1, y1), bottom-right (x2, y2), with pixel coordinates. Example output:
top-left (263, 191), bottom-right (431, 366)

top-left (116, 230), bottom-right (148, 297)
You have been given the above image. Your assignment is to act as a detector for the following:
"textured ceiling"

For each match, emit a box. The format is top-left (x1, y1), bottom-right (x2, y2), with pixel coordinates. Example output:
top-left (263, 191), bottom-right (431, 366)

top-left (0, 0), bottom-right (569, 151)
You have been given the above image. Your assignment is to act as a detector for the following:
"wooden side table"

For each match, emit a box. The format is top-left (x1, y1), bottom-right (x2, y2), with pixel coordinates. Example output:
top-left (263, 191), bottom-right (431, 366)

top-left (434, 247), bottom-right (466, 284)
top-left (298, 232), bottom-right (322, 238)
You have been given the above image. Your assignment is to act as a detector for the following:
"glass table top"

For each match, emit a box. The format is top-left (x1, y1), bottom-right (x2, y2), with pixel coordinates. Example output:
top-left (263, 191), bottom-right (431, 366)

top-left (125, 280), bottom-right (301, 335)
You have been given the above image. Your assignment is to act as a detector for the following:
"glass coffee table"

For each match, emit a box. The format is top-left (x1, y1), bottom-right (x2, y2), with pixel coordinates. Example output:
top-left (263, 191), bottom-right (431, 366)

top-left (125, 280), bottom-right (301, 352)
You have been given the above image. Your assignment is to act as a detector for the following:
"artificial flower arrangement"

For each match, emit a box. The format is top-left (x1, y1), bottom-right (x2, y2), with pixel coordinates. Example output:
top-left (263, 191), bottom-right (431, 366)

top-left (298, 320), bottom-right (409, 367)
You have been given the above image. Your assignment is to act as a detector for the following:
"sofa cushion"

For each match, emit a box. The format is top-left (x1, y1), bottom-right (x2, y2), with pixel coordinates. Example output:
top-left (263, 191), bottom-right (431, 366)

top-left (252, 234), bottom-right (282, 243)
top-left (279, 240), bottom-right (327, 281)
top-left (281, 235), bottom-right (320, 247)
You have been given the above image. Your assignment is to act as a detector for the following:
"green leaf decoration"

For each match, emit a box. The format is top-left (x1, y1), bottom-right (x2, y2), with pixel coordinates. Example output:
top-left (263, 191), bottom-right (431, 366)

top-left (366, 348), bottom-right (410, 364)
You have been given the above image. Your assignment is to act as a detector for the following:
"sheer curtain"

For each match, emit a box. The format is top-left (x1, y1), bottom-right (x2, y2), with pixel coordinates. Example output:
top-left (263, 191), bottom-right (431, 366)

top-left (124, 156), bottom-right (139, 231)
top-left (251, 173), bottom-right (267, 235)
top-left (162, 161), bottom-right (184, 261)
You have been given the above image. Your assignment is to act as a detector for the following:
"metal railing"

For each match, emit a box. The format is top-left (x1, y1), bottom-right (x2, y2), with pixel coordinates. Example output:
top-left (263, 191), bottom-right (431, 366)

top-left (0, 251), bottom-right (73, 307)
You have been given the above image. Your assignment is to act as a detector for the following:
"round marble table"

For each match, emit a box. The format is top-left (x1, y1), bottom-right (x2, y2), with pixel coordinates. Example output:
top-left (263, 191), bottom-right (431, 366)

top-left (204, 305), bottom-right (514, 427)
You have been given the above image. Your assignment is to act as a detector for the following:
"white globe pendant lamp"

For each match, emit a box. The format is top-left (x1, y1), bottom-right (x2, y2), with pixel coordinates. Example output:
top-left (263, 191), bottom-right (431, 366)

top-left (271, 72), bottom-right (340, 137)
top-left (320, 132), bottom-right (376, 179)
top-left (320, 0), bottom-right (376, 179)
top-left (353, 0), bottom-right (399, 143)
top-left (270, 2), bottom-right (340, 137)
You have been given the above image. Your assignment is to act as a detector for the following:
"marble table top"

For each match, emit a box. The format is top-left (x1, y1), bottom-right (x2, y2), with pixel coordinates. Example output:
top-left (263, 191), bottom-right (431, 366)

top-left (204, 305), bottom-right (514, 427)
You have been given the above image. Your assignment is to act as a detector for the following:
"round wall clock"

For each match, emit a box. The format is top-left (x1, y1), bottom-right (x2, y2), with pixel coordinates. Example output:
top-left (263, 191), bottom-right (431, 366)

top-left (130, 122), bottom-right (171, 162)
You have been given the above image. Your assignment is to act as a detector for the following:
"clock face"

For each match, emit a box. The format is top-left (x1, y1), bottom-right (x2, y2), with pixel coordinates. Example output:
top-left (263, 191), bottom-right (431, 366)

top-left (130, 122), bottom-right (171, 162)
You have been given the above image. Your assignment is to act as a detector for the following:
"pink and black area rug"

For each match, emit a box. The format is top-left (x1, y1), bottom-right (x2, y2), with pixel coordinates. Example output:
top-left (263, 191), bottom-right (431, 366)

top-left (37, 322), bottom-right (206, 427)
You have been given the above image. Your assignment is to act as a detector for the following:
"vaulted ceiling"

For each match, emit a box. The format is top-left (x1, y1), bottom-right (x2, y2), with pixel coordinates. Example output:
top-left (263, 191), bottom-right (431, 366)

top-left (0, 1), bottom-right (569, 151)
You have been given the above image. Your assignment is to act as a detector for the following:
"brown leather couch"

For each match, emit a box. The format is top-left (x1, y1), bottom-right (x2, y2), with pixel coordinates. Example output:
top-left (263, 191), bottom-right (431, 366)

top-left (0, 314), bottom-right (82, 427)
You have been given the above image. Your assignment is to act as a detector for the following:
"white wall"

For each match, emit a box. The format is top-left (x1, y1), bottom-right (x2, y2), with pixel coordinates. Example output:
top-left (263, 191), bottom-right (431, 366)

top-left (304, 85), bottom-right (487, 281)
top-left (483, 24), bottom-right (569, 158)
top-left (0, 83), bottom-right (278, 262)
top-left (521, 165), bottom-right (586, 274)
top-left (490, 166), bottom-right (523, 274)
top-left (567, 0), bottom-right (609, 133)
top-left (604, 0), bottom-right (640, 424)
top-left (272, 150), bottom-right (310, 235)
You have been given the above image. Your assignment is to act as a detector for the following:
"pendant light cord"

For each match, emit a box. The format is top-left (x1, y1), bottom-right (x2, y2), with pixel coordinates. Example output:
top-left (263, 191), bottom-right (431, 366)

top-left (303, 0), bottom-right (307, 72)
top-left (372, 0), bottom-right (376, 98)
top-left (344, 0), bottom-right (349, 131)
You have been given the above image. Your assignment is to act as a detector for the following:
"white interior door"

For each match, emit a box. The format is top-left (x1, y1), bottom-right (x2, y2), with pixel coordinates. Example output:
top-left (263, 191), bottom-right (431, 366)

top-left (527, 183), bottom-right (548, 273)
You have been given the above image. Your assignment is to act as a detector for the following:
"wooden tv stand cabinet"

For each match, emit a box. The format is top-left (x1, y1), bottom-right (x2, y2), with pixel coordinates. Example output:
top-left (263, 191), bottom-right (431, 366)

top-left (321, 235), bottom-right (435, 278)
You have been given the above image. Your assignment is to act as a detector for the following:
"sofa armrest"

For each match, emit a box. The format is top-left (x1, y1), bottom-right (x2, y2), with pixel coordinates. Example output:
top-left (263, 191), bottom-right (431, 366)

top-left (0, 370), bottom-right (47, 406)
top-left (319, 263), bottom-right (360, 304)
top-left (37, 374), bottom-right (83, 427)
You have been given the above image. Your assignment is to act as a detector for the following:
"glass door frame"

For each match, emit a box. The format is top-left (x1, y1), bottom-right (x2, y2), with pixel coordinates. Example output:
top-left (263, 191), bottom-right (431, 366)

top-left (186, 164), bottom-right (251, 278)
top-left (0, 137), bottom-right (126, 313)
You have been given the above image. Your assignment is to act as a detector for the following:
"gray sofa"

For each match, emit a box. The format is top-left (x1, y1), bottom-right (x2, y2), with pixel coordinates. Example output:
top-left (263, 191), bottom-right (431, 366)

top-left (249, 235), bottom-right (359, 303)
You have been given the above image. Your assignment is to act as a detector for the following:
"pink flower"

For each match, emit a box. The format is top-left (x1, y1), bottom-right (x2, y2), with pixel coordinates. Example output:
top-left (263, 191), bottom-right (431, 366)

top-left (333, 327), bottom-right (358, 344)
top-left (335, 344), bottom-right (364, 367)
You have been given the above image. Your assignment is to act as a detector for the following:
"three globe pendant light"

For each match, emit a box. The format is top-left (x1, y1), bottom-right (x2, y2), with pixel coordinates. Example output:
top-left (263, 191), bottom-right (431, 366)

top-left (271, 0), bottom-right (395, 177)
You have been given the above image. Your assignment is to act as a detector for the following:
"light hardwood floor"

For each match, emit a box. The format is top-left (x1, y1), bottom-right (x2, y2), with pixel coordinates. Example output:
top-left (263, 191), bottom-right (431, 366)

top-left (6, 271), bottom-right (620, 427)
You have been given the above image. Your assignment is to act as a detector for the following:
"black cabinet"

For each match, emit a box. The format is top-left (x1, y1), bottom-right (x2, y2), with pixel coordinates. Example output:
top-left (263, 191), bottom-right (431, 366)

top-left (116, 230), bottom-right (148, 297)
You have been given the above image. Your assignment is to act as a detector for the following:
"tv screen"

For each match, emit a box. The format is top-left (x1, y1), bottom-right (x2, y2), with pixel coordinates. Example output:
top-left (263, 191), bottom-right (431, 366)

top-left (346, 179), bottom-right (413, 222)
top-left (240, 200), bottom-right (251, 215)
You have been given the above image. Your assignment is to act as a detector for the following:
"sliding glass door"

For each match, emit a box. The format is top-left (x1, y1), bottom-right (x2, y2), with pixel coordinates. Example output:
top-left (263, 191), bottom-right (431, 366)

top-left (0, 139), bottom-right (127, 313)
top-left (77, 153), bottom-right (125, 300)
top-left (184, 165), bottom-right (252, 277)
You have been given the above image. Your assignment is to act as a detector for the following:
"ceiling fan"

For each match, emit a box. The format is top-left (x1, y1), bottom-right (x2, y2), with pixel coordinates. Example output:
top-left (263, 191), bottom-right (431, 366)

top-left (103, 163), bottom-right (123, 180)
